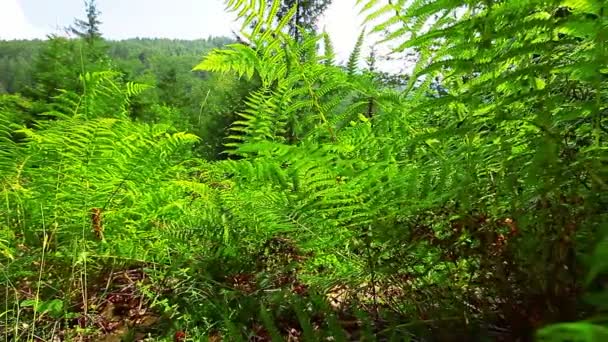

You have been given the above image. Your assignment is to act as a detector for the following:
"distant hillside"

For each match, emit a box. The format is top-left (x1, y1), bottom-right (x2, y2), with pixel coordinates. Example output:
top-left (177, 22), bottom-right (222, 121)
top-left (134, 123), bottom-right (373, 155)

top-left (0, 37), bottom-right (233, 93)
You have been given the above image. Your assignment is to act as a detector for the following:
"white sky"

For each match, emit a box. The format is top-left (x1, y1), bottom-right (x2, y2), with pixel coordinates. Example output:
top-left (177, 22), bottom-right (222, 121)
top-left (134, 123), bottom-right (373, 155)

top-left (0, 0), bottom-right (47, 39)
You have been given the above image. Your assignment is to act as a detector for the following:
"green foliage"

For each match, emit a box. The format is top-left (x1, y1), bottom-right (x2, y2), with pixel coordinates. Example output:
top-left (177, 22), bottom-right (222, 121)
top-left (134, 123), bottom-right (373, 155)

top-left (0, 40), bottom-right (44, 93)
top-left (347, 29), bottom-right (366, 75)
top-left (1, 0), bottom-right (607, 340)
top-left (0, 36), bottom-right (252, 160)
top-left (271, 0), bottom-right (333, 40)
top-left (190, 0), bottom-right (607, 338)
top-left (0, 38), bottom-right (232, 98)
top-left (537, 322), bottom-right (608, 342)
top-left (322, 31), bottom-right (335, 66)
top-left (0, 70), bottom-right (202, 340)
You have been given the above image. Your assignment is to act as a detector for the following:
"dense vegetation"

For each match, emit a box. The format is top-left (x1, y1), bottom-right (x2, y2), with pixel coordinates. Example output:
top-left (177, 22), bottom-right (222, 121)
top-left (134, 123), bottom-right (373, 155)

top-left (1, 0), bottom-right (607, 341)
top-left (0, 35), bottom-right (243, 159)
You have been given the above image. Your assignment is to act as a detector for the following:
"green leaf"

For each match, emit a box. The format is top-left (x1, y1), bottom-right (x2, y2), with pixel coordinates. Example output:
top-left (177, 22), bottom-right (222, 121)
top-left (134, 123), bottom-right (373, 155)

top-left (39, 299), bottom-right (64, 318)
top-left (586, 237), bottom-right (608, 286)
top-left (561, 0), bottom-right (602, 14)
top-left (534, 77), bottom-right (546, 90)
top-left (20, 299), bottom-right (38, 309)
top-left (537, 322), bottom-right (608, 342)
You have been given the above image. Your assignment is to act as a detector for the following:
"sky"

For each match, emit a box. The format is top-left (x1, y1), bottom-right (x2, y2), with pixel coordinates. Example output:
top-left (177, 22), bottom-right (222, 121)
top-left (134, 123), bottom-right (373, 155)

top-left (0, 0), bottom-right (366, 63)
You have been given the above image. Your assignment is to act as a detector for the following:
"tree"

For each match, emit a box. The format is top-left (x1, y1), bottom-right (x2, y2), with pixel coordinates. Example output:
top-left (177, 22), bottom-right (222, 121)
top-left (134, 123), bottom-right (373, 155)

top-left (70, 0), bottom-right (103, 43)
top-left (273, 0), bottom-right (332, 41)
top-left (28, 36), bottom-right (81, 101)
top-left (68, 0), bottom-right (109, 65)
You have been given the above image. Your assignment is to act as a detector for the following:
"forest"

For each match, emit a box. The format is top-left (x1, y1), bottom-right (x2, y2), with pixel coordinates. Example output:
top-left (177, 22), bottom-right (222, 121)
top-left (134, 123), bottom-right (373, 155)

top-left (0, 0), bottom-right (607, 341)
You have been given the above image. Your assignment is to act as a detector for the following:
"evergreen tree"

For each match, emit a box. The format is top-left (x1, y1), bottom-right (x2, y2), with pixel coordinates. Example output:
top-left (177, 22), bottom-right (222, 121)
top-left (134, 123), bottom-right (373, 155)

top-left (69, 0), bottom-right (103, 43)
top-left (29, 0), bottom-right (110, 103)
top-left (273, 0), bottom-right (332, 41)
top-left (69, 0), bottom-right (109, 64)
top-left (28, 36), bottom-right (81, 101)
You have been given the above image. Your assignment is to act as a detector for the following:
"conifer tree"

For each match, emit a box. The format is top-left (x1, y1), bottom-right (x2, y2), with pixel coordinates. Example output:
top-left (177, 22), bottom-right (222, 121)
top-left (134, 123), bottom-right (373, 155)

top-left (69, 0), bottom-right (103, 43)
top-left (29, 0), bottom-right (110, 103)
top-left (28, 36), bottom-right (81, 101)
top-left (273, 0), bottom-right (332, 41)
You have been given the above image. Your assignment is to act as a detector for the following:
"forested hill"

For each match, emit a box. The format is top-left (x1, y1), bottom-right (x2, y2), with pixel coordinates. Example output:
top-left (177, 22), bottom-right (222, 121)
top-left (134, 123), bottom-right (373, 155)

top-left (0, 36), bottom-right (250, 159)
top-left (0, 37), bottom-right (233, 94)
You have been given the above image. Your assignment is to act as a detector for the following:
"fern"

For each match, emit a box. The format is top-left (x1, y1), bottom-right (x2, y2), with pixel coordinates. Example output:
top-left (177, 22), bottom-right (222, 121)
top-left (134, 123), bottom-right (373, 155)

top-left (184, 0), bottom-right (608, 337)
top-left (322, 31), bottom-right (336, 66)
top-left (0, 71), bottom-right (199, 264)
top-left (3, 0), bottom-right (606, 339)
top-left (0, 111), bottom-right (18, 182)
top-left (347, 29), bottom-right (366, 75)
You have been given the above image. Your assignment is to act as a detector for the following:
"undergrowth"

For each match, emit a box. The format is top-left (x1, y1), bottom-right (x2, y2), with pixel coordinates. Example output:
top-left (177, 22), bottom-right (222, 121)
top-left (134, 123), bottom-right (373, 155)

top-left (1, 0), bottom-right (607, 341)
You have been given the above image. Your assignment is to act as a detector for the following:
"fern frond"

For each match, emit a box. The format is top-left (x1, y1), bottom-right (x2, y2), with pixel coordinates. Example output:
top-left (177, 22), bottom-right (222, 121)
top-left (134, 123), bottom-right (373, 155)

top-left (347, 30), bottom-right (366, 75)
top-left (322, 31), bottom-right (336, 66)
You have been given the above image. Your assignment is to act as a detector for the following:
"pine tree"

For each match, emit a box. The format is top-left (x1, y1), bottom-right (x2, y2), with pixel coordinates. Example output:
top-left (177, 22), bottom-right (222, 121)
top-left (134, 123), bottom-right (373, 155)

top-left (72, 0), bottom-right (109, 71)
top-left (29, 0), bottom-right (110, 103)
top-left (273, 0), bottom-right (332, 41)
top-left (28, 36), bottom-right (81, 101)
top-left (69, 0), bottom-right (103, 43)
